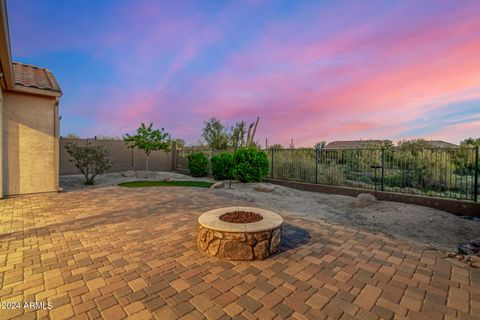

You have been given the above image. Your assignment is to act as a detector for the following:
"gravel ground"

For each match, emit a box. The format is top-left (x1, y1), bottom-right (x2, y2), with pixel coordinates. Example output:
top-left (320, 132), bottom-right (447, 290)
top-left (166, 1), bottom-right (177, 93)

top-left (61, 171), bottom-right (480, 252)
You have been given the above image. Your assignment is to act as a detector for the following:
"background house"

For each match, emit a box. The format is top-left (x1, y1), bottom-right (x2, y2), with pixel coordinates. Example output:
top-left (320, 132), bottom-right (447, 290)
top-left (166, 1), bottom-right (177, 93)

top-left (426, 140), bottom-right (459, 148)
top-left (325, 139), bottom-right (459, 149)
top-left (0, 0), bottom-right (62, 197)
top-left (324, 140), bottom-right (391, 149)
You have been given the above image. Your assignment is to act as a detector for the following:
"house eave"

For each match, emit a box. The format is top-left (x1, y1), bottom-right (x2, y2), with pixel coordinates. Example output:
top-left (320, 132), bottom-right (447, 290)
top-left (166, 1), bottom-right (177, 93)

top-left (11, 85), bottom-right (62, 97)
top-left (0, 0), bottom-right (14, 90)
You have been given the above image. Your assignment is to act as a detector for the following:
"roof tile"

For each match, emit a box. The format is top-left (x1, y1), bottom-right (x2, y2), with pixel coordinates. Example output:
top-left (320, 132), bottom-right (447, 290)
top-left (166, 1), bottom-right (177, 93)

top-left (12, 62), bottom-right (61, 93)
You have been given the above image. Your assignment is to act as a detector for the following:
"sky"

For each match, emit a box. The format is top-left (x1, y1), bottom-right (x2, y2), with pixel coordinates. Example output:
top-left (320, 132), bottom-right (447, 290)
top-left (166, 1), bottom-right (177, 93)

top-left (7, 0), bottom-right (480, 146)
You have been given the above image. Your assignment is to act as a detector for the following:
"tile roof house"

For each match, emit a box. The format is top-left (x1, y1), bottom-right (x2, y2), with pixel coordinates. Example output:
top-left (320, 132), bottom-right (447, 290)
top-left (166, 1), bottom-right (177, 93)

top-left (12, 62), bottom-right (62, 93)
top-left (0, 0), bottom-right (62, 197)
top-left (324, 140), bottom-right (391, 149)
top-left (426, 140), bottom-right (459, 148)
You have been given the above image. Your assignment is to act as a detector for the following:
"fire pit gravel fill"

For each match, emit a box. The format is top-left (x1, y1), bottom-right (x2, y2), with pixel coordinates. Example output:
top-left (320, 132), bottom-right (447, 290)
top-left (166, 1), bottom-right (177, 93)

top-left (219, 211), bottom-right (263, 223)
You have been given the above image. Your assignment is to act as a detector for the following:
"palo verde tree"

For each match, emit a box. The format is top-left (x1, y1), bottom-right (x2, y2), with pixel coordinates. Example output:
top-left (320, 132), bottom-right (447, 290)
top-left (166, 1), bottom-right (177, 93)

top-left (124, 123), bottom-right (171, 171)
top-left (203, 116), bottom-right (261, 150)
top-left (65, 142), bottom-right (112, 185)
top-left (202, 117), bottom-right (229, 150)
top-left (230, 121), bottom-right (246, 149)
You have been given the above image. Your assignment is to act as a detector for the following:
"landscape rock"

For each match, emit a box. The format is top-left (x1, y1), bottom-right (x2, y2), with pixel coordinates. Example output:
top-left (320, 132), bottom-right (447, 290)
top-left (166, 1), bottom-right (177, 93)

top-left (210, 182), bottom-right (224, 189)
top-left (122, 170), bottom-right (136, 177)
top-left (353, 193), bottom-right (377, 208)
top-left (255, 184), bottom-right (275, 192)
top-left (162, 176), bottom-right (173, 182)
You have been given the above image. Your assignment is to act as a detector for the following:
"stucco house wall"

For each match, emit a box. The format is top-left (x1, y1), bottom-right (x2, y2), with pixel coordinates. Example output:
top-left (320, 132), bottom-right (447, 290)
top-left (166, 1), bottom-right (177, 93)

top-left (3, 91), bottom-right (59, 195)
top-left (0, 88), bottom-right (3, 196)
top-left (0, 0), bottom-right (62, 198)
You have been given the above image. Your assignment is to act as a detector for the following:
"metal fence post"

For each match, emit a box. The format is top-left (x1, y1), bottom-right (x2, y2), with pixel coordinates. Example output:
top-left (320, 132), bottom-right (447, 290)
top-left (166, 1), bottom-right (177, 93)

top-left (381, 148), bottom-right (385, 191)
top-left (171, 141), bottom-right (177, 171)
top-left (315, 148), bottom-right (319, 184)
top-left (474, 146), bottom-right (479, 202)
top-left (131, 148), bottom-right (134, 168)
top-left (271, 149), bottom-right (274, 179)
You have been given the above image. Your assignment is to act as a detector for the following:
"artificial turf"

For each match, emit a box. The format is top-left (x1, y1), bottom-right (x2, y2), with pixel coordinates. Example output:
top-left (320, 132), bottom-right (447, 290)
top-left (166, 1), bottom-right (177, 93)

top-left (118, 180), bottom-right (214, 188)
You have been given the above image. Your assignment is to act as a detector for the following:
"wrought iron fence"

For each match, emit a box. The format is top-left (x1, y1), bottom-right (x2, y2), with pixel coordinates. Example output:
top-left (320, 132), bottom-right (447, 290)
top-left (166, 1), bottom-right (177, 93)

top-left (175, 146), bottom-right (479, 202)
top-left (269, 147), bottom-right (479, 202)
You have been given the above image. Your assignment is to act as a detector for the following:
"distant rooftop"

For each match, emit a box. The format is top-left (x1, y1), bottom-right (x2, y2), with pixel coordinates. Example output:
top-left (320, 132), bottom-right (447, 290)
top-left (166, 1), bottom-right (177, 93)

top-left (325, 139), bottom-right (459, 149)
top-left (324, 140), bottom-right (389, 149)
top-left (12, 62), bottom-right (62, 93)
top-left (427, 140), bottom-right (459, 148)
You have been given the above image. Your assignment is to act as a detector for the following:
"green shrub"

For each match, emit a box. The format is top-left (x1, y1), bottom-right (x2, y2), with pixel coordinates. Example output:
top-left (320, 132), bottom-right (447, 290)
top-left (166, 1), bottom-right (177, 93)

top-left (65, 142), bottom-right (112, 185)
top-left (233, 148), bottom-right (269, 182)
top-left (211, 152), bottom-right (234, 180)
top-left (187, 152), bottom-right (209, 177)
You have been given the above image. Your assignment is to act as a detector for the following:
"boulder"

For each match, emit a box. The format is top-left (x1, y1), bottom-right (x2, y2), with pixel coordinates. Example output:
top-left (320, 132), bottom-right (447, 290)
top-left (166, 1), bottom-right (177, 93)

top-left (353, 193), bottom-right (377, 208)
top-left (162, 176), bottom-right (174, 182)
top-left (255, 184), bottom-right (275, 192)
top-left (210, 182), bottom-right (224, 189)
top-left (122, 170), bottom-right (136, 177)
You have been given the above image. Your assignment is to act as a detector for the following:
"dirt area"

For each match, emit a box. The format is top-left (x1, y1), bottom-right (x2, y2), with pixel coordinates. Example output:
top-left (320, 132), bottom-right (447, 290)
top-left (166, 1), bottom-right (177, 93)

top-left (60, 171), bottom-right (480, 252)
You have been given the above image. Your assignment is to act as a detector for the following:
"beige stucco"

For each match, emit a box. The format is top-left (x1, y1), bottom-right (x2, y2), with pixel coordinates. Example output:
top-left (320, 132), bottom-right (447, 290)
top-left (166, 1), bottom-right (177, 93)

top-left (0, 88), bottom-right (3, 196)
top-left (3, 91), bottom-right (59, 195)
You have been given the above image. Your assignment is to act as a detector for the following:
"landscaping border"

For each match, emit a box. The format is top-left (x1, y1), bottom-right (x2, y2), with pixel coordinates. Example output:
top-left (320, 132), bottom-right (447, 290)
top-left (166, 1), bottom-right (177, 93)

top-left (264, 178), bottom-right (480, 217)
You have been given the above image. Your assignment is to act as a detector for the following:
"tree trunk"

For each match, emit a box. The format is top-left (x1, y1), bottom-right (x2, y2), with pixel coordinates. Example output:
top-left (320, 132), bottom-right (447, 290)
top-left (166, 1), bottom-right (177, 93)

top-left (146, 154), bottom-right (150, 172)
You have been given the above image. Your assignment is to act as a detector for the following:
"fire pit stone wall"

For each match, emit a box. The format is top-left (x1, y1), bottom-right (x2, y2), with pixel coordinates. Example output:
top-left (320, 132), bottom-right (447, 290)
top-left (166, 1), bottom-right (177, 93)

top-left (197, 207), bottom-right (283, 260)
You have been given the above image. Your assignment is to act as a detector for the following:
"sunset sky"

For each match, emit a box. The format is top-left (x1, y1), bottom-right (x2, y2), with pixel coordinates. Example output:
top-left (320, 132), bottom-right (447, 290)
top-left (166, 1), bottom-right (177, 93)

top-left (8, 0), bottom-right (480, 146)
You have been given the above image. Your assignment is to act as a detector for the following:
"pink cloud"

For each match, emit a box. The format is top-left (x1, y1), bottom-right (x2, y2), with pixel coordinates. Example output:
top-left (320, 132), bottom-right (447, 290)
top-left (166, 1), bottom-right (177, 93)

top-left (13, 1), bottom-right (480, 145)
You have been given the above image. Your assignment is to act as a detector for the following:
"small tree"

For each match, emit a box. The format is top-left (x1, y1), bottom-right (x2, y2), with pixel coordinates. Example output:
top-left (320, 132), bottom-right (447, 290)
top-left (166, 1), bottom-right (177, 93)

top-left (65, 142), bottom-right (112, 185)
top-left (202, 117), bottom-right (229, 150)
top-left (269, 144), bottom-right (283, 150)
top-left (124, 123), bottom-right (171, 171)
top-left (230, 121), bottom-right (246, 149)
top-left (173, 138), bottom-right (186, 149)
top-left (65, 133), bottom-right (80, 139)
top-left (314, 141), bottom-right (326, 150)
top-left (460, 137), bottom-right (480, 147)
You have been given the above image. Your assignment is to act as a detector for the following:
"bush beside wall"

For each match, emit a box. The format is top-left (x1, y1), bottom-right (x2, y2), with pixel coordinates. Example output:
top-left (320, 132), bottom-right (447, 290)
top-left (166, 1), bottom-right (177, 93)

top-left (211, 152), bottom-right (234, 180)
top-left (187, 152), bottom-right (209, 177)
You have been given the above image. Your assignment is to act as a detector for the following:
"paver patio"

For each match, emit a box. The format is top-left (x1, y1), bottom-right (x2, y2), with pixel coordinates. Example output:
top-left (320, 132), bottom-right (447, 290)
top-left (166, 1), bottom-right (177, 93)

top-left (0, 187), bottom-right (479, 320)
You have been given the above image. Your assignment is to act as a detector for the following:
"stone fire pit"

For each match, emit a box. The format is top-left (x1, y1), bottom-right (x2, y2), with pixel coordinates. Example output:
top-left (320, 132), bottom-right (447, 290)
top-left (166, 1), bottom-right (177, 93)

top-left (197, 207), bottom-right (283, 260)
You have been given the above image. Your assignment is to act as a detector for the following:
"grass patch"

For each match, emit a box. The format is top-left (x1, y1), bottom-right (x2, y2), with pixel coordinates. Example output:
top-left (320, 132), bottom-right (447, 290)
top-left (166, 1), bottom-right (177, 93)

top-left (118, 180), bottom-right (214, 188)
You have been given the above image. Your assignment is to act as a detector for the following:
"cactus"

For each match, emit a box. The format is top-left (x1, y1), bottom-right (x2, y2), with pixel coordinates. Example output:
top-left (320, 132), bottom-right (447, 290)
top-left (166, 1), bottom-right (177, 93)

top-left (245, 116), bottom-right (260, 147)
